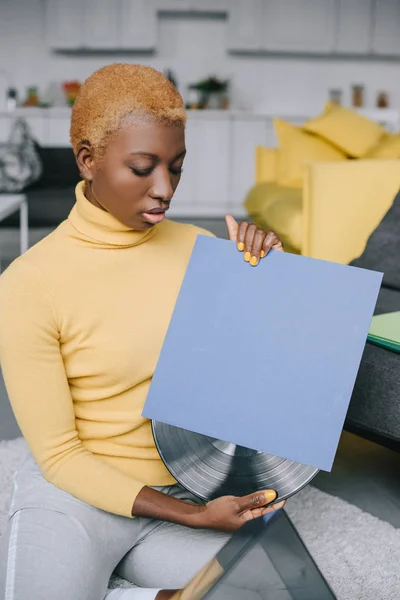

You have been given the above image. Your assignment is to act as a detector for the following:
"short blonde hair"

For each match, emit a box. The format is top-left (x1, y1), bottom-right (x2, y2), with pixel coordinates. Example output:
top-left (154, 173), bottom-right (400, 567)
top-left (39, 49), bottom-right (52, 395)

top-left (70, 63), bottom-right (186, 155)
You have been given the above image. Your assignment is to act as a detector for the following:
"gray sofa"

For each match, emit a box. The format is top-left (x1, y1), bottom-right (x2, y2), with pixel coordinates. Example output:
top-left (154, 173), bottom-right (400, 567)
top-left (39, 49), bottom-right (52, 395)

top-left (346, 190), bottom-right (400, 450)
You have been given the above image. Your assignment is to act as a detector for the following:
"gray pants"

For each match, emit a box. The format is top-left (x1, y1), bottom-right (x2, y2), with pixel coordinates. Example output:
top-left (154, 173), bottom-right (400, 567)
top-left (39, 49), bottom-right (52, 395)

top-left (0, 456), bottom-right (229, 600)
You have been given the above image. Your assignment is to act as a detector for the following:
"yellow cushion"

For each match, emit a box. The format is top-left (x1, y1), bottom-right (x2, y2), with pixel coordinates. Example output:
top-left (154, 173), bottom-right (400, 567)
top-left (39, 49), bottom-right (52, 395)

top-left (302, 159), bottom-right (400, 264)
top-left (274, 119), bottom-right (346, 188)
top-left (255, 146), bottom-right (279, 183)
top-left (303, 103), bottom-right (385, 158)
top-left (244, 181), bottom-right (303, 250)
top-left (365, 132), bottom-right (400, 158)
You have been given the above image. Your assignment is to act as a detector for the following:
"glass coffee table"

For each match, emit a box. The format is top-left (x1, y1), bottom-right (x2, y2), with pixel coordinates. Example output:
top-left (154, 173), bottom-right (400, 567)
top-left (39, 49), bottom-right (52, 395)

top-left (173, 508), bottom-right (336, 600)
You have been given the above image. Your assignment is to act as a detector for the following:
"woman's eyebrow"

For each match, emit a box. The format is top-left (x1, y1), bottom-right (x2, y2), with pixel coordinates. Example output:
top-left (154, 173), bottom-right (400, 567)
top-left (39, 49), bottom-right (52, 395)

top-left (129, 151), bottom-right (157, 158)
top-left (172, 150), bottom-right (186, 160)
top-left (129, 150), bottom-right (186, 160)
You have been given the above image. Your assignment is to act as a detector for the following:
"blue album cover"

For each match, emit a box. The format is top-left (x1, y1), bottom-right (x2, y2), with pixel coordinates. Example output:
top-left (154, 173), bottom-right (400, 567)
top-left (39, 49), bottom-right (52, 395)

top-left (143, 236), bottom-right (382, 471)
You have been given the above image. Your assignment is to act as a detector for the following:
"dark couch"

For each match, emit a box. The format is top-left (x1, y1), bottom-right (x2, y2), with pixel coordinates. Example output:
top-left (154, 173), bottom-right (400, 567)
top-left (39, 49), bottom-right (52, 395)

top-left (0, 146), bottom-right (80, 228)
top-left (346, 190), bottom-right (400, 450)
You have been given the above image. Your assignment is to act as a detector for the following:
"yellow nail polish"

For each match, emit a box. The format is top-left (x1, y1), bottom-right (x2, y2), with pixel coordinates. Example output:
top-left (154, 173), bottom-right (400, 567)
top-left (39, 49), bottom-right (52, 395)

top-left (260, 250), bottom-right (266, 258)
top-left (250, 256), bottom-right (258, 267)
top-left (237, 242), bottom-right (244, 252)
top-left (264, 490), bottom-right (277, 504)
top-left (244, 252), bottom-right (251, 262)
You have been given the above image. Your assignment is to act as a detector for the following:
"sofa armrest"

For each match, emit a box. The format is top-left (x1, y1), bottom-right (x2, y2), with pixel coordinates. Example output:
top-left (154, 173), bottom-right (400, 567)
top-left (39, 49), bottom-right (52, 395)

top-left (302, 159), bottom-right (400, 264)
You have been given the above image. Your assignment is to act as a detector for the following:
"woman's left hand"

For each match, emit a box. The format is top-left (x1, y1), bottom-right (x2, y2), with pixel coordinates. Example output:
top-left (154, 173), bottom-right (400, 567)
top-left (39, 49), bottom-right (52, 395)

top-left (225, 215), bottom-right (284, 266)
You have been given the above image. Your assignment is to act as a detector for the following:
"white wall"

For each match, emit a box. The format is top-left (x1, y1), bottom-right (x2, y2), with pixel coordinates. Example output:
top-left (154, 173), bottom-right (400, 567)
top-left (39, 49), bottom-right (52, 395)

top-left (2, 0), bottom-right (400, 115)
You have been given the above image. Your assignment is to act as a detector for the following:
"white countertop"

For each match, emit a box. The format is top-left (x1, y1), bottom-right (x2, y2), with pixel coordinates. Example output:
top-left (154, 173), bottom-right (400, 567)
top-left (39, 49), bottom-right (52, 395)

top-left (1, 106), bottom-right (398, 122)
top-left (0, 106), bottom-right (310, 121)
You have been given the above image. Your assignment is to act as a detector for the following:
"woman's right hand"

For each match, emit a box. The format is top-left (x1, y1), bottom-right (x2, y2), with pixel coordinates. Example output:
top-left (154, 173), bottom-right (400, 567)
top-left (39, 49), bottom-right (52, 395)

top-left (194, 490), bottom-right (285, 533)
top-left (132, 486), bottom-right (284, 534)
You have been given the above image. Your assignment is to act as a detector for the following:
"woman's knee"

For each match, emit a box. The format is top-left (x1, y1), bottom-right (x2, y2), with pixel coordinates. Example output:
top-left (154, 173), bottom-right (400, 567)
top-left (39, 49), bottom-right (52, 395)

top-left (117, 522), bottom-right (230, 589)
top-left (0, 508), bottom-right (110, 600)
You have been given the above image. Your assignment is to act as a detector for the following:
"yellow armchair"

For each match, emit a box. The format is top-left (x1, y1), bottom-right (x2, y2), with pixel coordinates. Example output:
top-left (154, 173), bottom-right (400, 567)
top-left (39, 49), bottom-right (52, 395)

top-left (245, 147), bottom-right (400, 264)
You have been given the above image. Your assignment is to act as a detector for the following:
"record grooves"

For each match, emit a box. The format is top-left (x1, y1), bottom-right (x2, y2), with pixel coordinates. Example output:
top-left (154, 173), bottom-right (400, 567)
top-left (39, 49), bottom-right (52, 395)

top-left (152, 421), bottom-right (319, 503)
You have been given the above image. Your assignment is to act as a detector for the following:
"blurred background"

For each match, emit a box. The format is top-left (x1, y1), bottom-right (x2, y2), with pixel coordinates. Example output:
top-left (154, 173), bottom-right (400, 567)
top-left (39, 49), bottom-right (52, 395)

top-left (2, 0), bottom-right (400, 113)
top-left (1, 0), bottom-right (400, 260)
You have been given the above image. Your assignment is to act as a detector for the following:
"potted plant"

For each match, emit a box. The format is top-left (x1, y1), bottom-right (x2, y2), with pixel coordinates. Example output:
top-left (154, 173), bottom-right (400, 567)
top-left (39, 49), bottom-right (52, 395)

top-left (188, 76), bottom-right (229, 109)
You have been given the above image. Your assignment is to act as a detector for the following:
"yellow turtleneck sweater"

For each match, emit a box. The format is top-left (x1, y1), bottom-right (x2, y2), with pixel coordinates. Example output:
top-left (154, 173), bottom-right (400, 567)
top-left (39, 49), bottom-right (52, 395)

top-left (0, 182), bottom-right (212, 517)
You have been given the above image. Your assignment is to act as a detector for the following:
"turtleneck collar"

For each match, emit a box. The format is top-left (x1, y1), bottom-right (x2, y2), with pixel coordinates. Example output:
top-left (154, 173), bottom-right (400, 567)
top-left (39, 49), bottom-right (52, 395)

top-left (68, 181), bottom-right (158, 248)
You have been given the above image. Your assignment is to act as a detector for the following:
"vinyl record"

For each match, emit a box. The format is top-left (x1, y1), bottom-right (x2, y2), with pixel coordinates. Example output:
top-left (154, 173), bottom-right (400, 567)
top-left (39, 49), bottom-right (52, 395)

top-left (152, 421), bottom-right (319, 503)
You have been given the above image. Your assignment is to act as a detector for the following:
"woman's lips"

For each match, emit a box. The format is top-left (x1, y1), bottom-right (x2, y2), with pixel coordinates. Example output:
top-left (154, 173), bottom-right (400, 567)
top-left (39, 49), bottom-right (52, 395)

top-left (142, 211), bottom-right (167, 224)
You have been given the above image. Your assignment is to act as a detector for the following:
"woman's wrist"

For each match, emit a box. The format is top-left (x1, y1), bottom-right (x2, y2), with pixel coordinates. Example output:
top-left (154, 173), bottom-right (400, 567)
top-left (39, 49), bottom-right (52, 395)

top-left (131, 485), bottom-right (206, 528)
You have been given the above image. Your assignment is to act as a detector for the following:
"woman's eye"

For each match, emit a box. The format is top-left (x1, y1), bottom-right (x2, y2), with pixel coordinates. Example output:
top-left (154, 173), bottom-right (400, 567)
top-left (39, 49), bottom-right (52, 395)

top-left (131, 165), bottom-right (183, 177)
top-left (170, 167), bottom-right (183, 176)
top-left (131, 168), bottom-right (153, 177)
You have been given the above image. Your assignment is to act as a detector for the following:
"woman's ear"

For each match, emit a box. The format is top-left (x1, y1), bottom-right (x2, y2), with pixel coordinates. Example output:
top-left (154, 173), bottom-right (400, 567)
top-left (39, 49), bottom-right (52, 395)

top-left (76, 143), bottom-right (94, 181)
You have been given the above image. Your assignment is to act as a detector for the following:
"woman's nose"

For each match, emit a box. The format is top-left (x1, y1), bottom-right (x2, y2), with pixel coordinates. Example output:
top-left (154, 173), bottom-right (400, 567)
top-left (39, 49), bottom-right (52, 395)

top-left (149, 168), bottom-right (174, 203)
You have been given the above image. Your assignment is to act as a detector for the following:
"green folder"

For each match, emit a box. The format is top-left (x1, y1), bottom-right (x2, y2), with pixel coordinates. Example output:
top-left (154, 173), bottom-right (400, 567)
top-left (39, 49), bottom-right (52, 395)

top-left (367, 311), bottom-right (400, 352)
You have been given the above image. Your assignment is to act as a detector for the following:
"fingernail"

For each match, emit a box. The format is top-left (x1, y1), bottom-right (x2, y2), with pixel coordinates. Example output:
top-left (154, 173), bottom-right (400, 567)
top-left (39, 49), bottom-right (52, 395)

top-left (264, 490), bottom-right (277, 504)
top-left (250, 256), bottom-right (258, 267)
top-left (260, 250), bottom-right (266, 258)
top-left (237, 242), bottom-right (244, 252)
top-left (244, 252), bottom-right (251, 262)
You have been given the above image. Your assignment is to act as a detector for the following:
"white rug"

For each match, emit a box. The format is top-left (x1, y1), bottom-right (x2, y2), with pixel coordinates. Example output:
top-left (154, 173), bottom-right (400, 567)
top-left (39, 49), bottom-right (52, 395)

top-left (1, 438), bottom-right (399, 599)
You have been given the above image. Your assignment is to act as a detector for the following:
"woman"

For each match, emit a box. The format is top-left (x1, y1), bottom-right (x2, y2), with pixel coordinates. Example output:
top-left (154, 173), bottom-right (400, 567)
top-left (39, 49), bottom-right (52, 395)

top-left (0, 64), bottom-right (284, 600)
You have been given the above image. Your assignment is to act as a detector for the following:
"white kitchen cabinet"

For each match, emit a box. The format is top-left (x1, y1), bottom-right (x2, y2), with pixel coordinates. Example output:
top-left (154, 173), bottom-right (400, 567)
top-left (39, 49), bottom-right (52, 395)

top-left (46, 0), bottom-right (157, 51)
top-left (229, 118), bottom-right (270, 216)
top-left (83, 0), bottom-right (120, 49)
top-left (46, 0), bottom-right (84, 49)
top-left (371, 0), bottom-right (400, 55)
top-left (47, 113), bottom-right (72, 147)
top-left (155, 0), bottom-right (228, 11)
top-left (24, 115), bottom-right (48, 146)
top-left (227, 0), bottom-right (264, 52)
top-left (120, 0), bottom-right (157, 49)
top-left (154, 0), bottom-right (191, 10)
top-left (169, 116), bottom-right (230, 217)
top-left (190, 0), bottom-right (229, 11)
top-left (336, 0), bottom-right (373, 54)
top-left (262, 0), bottom-right (336, 53)
top-left (193, 118), bottom-right (230, 216)
top-left (169, 118), bottom-right (198, 213)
